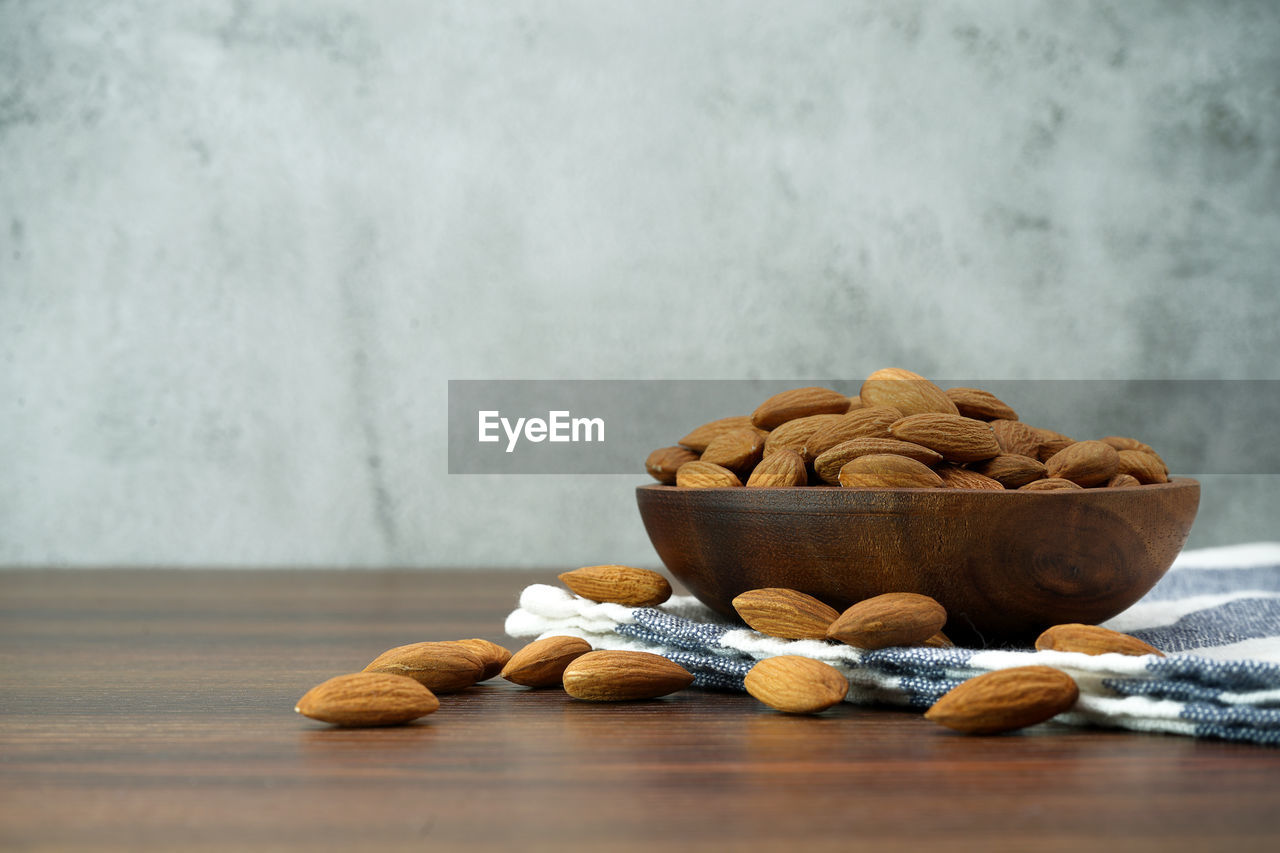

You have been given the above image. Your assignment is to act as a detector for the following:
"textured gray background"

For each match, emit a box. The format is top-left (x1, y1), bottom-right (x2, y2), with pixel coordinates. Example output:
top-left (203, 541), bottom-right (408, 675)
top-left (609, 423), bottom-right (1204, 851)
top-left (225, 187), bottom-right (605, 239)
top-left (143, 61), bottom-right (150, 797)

top-left (2, 1), bottom-right (1278, 568)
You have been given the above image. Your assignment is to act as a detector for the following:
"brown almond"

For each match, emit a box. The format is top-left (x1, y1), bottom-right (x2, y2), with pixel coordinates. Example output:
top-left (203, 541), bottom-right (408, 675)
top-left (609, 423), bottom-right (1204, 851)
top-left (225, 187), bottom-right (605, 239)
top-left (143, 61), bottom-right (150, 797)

top-left (924, 666), bottom-right (1079, 734)
top-left (991, 419), bottom-right (1042, 457)
top-left (744, 656), bottom-right (849, 714)
top-left (678, 416), bottom-right (757, 453)
top-left (1106, 473), bottom-right (1141, 488)
top-left (364, 641), bottom-right (486, 693)
top-left (801, 406), bottom-right (904, 461)
top-left (922, 631), bottom-right (954, 648)
top-left (846, 394), bottom-right (865, 410)
top-left (945, 387), bottom-right (1018, 421)
top-left (559, 565), bottom-right (672, 607)
top-left (762, 414), bottom-right (846, 458)
top-left (971, 453), bottom-right (1047, 489)
top-left (1035, 623), bottom-right (1164, 657)
top-left (1045, 440), bottom-right (1120, 486)
top-left (1115, 449), bottom-right (1169, 484)
top-left (826, 592), bottom-right (947, 649)
top-left (1101, 436), bottom-right (1156, 454)
top-left (699, 428), bottom-right (764, 474)
top-left (561, 650), bottom-right (693, 701)
top-left (838, 454), bottom-right (945, 489)
top-left (500, 636), bottom-right (593, 687)
top-left (860, 368), bottom-right (959, 416)
top-left (295, 672), bottom-right (440, 727)
top-left (936, 466), bottom-right (1004, 490)
top-left (1034, 428), bottom-right (1076, 462)
top-left (751, 387), bottom-right (851, 430)
top-left (746, 448), bottom-right (808, 487)
top-left (888, 413), bottom-right (1001, 463)
top-left (1018, 478), bottom-right (1083, 492)
top-left (451, 639), bottom-right (513, 681)
top-left (813, 437), bottom-right (942, 484)
top-left (645, 445), bottom-right (699, 484)
top-left (732, 588), bottom-right (840, 640)
top-left (675, 461), bottom-right (743, 488)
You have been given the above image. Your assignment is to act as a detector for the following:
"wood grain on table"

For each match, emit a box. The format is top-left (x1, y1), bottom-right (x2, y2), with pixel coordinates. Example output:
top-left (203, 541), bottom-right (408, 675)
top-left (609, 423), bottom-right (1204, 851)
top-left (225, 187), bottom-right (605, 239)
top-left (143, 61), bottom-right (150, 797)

top-left (2, 570), bottom-right (1279, 852)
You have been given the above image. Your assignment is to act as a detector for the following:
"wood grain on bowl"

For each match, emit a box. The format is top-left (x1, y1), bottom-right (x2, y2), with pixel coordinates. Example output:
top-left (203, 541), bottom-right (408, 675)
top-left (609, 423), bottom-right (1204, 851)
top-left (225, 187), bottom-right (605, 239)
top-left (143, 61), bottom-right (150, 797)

top-left (636, 480), bottom-right (1199, 646)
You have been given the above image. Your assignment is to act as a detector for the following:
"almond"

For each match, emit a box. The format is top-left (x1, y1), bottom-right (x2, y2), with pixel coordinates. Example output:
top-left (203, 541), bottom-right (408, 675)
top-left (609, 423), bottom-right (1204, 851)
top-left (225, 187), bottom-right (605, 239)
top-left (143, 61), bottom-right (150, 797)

top-left (699, 427), bottom-right (764, 474)
top-left (731, 588), bottom-right (840, 640)
top-left (296, 672), bottom-right (439, 727)
top-left (678, 416), bottom-right (757, 453)
top-left (561, 650), bottom-right (694, 701)
top-left (451, 639), bottom-right (513, 681)
top-left (1101, 436), bottom-right (1156, 454)
top-left (945, 387), bottom-right (1018, 421)
top-left (801, 406), bottom-right (904, 461)
top-left (744, 656), bottom-right (849, 714)
top-left (838, 454), bottom-right (945, 489)
top-left (751, 387), bottom-right (851, 430)
top-left (971, 453), bottom-right (1047, 489)
top-left (1115, 449), bottom-right (1169, 484)
top-left (922, 631), bottom-right (954, 648)
top-left (813, 437), bottom-right (942, 484)
top-left (888, 413), bottom-right (1001, 463)
top-left (500, 636), bottom-right (593, 687)
top-left (364, 641), bottom-right (486, 693)
top-left (846, 394), bottom-right (865, 410)
top-left (1044, 440), bottom-right (1120, 486)
top-left (1018, 478), bottom-right (1083, 492)
top-left (936, 466), bottom-right (1004, 490)
top-left (991, 419), bottom-right (1042, 457)
top-left (924, 666), bottom-right (1079, 734)
top-left (559, 565), bottom-right (672, 607)
top-left (1106, 473), bottom-right (1141, 488)
top-left (825, 592), bottom-right (947, 649)
top-left (860, 368), bottom-right (959, 416)
top-left (1035, 623), bottom-right (1164, 657)
top-left (1034, 428), bottom-right (1076, 462)
top-left (762, 414), bottom-right (846, 458)
top-left (746, 448), bottom-right (808, 487)
top-left (645, 445), bottom-right (699, 484)
top-left (675, 460), bottom-right (742, 488)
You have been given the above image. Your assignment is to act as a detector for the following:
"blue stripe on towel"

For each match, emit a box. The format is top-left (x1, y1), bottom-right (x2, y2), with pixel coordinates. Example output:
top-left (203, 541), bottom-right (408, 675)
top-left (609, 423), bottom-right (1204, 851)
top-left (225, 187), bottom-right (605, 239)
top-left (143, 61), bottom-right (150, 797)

top-left (1141, 655), bottom-right (1280, 690)
top-left (1131, 598), bottom-right (1280, 652)
top-left (1139, 566), bottom-right (1280, 601)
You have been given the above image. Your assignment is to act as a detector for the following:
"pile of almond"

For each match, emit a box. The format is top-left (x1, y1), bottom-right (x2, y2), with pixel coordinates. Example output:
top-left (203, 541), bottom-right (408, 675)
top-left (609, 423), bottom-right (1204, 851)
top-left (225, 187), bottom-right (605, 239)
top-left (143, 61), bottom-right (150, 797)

top-left (295, 566), bottom-right (1164, 736)
top-left (645, 368), bottom-right (1170, 490)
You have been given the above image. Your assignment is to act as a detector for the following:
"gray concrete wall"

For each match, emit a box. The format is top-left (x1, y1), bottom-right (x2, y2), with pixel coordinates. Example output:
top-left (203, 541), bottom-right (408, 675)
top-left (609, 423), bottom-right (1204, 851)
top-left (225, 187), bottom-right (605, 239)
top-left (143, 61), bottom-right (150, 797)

top-left (2, 1), bottom-right (1278, 567)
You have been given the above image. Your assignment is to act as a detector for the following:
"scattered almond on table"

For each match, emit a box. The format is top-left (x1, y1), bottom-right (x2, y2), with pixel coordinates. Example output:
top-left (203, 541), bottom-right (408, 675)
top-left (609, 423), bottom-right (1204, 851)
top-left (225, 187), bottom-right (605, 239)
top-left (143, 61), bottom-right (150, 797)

top-left (744, 656), bottom-right (849, 715)
top-left (562, 651), bottom-right (694, 701)
top-left (644, 367), bottom-right (1171, 490)
top-left (295, 529), bottom-right (1165, 734)
top-left (924, 666), bottom-right (1081, 735)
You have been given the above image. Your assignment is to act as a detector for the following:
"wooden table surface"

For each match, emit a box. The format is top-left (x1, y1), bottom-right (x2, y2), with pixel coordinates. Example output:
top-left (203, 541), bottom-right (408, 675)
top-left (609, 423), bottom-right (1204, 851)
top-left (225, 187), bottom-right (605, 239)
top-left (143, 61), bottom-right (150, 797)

top-left (3, 569), bottom-right (1279, 852)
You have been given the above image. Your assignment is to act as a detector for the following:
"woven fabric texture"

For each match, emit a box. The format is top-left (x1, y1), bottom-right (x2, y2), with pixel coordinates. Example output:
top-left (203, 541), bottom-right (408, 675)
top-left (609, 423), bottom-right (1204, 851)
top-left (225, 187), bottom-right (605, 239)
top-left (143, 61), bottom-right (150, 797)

top-left (506, 543), bottom-right (1280, 744)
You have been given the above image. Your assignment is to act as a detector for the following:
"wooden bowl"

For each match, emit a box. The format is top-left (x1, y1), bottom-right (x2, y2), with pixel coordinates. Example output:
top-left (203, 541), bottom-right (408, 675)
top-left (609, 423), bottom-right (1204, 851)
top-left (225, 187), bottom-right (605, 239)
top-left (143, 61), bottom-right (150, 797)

top-left (636, 479), bottom-right (1199, 646)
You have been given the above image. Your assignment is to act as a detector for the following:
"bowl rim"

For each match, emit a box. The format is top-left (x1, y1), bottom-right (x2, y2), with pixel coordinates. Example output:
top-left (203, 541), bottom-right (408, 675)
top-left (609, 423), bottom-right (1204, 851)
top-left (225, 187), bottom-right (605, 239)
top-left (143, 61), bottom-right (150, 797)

top-left (638, 477), bottom-right (1198, 496)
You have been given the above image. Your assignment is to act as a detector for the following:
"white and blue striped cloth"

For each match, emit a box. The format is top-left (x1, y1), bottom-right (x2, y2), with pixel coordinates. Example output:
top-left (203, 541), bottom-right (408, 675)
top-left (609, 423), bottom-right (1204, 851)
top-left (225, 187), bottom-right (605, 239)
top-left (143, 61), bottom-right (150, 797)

top-left (506, 543), bottom-right (1280, 745)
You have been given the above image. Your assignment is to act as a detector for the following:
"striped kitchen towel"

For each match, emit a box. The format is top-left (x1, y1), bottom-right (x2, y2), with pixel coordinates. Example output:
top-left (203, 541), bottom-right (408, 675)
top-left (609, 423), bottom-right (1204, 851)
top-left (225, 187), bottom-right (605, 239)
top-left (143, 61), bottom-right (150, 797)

top-left (505, 543), bottom-right (1280, 745)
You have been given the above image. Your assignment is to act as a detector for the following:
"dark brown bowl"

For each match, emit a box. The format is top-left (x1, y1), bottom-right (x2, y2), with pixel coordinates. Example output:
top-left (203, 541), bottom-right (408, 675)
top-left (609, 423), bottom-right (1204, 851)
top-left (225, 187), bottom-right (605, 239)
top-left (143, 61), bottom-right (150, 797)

top-left (636, 479), bottom-right (1199, 646)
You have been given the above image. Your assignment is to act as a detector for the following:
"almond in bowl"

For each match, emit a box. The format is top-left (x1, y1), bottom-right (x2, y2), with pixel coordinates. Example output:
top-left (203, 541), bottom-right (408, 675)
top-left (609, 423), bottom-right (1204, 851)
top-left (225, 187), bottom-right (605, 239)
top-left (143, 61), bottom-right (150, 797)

top-left (639, 369), bottom-right (1198, 645)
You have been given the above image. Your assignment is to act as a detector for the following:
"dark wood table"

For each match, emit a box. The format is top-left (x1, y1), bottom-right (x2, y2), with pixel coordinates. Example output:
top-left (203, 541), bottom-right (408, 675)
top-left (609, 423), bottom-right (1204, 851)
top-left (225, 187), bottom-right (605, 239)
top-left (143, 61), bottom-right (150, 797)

top-left (3, 570), bottom-right (1279, 851)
